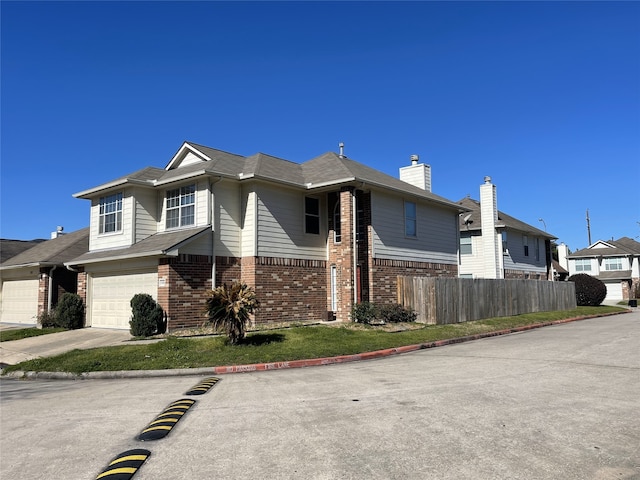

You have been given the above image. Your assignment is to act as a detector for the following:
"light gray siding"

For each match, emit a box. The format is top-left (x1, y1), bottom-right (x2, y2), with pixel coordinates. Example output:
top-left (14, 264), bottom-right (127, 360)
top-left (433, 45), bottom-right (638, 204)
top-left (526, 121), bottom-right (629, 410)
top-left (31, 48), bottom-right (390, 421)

top-left (503, 231), bottom-right (547, 274)
top-left (214, 180), bottom-right (242, 257)
top-left (89, 188), bottom-right (134, 251)
top-left (134, 187), bottom-right (158, 243)
top-left (371, 190), bottom-right (458, 265)
top-left (241, 187), bottom-right (257, 257)
top-left (255, 184), bottom-right (326, 260)
top-left (459, 231), bottom-right (485, 277)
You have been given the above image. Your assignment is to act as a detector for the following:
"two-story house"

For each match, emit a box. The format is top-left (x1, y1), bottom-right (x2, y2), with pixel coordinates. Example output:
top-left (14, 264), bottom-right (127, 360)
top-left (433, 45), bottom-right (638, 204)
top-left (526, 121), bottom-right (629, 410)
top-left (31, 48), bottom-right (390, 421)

top-left (563, 237), bottom-right (640, 301)
top-left (66, 142), bottom-right (466, 330)
top-left (458, 177), bottom-right (555, 280)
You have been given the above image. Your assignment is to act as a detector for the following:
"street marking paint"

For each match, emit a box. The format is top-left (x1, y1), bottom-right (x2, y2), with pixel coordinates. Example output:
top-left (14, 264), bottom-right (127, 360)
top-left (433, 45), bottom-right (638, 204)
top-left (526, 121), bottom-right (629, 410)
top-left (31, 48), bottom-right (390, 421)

top-left (185, 376), bottom-right (221, 395)
top-left (95, 449), bottom-right (150, 479)
top-left (137, 399), bottom-right (196, 441)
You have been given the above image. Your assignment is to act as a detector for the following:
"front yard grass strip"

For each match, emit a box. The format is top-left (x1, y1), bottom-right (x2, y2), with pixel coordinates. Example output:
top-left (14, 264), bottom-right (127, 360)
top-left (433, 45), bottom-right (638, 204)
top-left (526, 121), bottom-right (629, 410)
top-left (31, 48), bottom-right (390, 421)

top-left (1, 306), bottom-right (626, 374)
top-left (0, 327), bottom-right (66, 342)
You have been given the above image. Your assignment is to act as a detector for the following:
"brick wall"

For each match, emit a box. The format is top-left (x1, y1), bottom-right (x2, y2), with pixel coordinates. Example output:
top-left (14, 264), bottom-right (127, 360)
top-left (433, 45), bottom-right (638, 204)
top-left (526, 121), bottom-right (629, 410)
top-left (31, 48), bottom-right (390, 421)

top-left (504, 269), bottom-right (546, 280)
top-left (246, 256), bottom-right (327, 325)
top-left (160, 255), bottom-right (213, 331)
top-left (371, 258), bottom-right (458, 304)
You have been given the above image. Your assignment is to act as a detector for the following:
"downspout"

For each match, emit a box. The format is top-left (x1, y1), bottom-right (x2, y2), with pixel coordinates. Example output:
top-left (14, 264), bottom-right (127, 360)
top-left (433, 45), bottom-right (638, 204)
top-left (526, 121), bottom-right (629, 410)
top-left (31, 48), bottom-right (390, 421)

top-left (352, 188), bottom-right (358, 308)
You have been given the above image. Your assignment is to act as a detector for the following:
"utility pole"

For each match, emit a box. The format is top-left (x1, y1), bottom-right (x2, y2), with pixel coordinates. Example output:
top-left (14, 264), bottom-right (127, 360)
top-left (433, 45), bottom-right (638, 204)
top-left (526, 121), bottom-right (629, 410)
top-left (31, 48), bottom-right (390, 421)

top-left (586, 209), bottom-right (592, 245)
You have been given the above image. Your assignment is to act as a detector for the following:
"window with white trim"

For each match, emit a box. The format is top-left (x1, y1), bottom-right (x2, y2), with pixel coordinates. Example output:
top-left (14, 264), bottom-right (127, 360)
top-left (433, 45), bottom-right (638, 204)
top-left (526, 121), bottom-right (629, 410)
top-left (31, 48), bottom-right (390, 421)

top-left (460, 235), bottom-right (472, 255)
top-left (305, 196), bottom-right (320, 234)
top-left (404, 201), bottom-right (417, 237)
top-left (604, 257), bottom-right (623, 271)
top-left (99, 192), bottom-right (123, 234)
top-left (333, 201), bottom-right (341, 243)
top-left (166, 184), bottom-right (196, 229)
top-left (575, 259), bottom-right (592, 272)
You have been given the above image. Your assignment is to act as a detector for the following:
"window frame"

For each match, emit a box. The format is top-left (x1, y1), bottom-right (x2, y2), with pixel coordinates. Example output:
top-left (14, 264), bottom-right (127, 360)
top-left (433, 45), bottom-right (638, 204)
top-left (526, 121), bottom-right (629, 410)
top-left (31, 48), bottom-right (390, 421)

top-left (460, 235), bottom-right (472, 255)
top-left (98, 192), bottom-right (123, 235)
top-left (404, 200), bottom-right (417, 238)
top-left (165, 184), bottom-right (196, 230)
top-left (523, 235), bottom-right (529, 257)
top-left (305, 196), bottom-right (320, 235)
top-left (574, 259), bottom-right (592, 272)
top-left (604, 257), bottom-right (623, 271)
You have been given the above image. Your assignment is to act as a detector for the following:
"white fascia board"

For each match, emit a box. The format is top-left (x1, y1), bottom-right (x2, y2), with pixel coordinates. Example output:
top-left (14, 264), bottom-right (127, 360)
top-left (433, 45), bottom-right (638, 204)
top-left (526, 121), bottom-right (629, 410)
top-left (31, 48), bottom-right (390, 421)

top-left (165, 142), bottom-right (212, 170)
top-left (154, 170), bottom-right (209, 186)
top-left (65, 250), bottom-right (178, 267)
top-left (305, 177), bottom-right (356, 189)
top-left (0, 262), bottom-right (42, 271)
top-left (73, 179), bottom-right (154, 198)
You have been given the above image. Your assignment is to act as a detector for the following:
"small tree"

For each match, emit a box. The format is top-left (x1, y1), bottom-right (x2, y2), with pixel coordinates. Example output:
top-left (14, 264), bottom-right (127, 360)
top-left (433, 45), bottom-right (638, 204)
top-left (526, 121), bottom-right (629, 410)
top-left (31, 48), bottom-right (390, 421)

top-left (55, 293), bottom-right (85, 329)
top-left (130, 293), bottom-right (164, 337)
top-left (204, 282), bottom-right (258, 345)
top-left (568, 273), bottom-right (607, 306)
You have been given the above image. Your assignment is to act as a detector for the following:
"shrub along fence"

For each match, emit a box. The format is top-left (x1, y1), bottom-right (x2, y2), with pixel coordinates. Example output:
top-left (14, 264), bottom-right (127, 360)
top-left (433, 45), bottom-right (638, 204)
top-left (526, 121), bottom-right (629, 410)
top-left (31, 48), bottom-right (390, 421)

top-left (397, 277), bottom-right (577, 325)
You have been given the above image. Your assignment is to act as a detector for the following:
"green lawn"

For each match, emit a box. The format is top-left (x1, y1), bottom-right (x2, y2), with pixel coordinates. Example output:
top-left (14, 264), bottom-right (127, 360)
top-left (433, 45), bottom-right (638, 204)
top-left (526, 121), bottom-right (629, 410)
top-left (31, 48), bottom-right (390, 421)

top-left (1, 306), bottom-right (626, 374)
top-left (0, 327), bottom-right (66, 342)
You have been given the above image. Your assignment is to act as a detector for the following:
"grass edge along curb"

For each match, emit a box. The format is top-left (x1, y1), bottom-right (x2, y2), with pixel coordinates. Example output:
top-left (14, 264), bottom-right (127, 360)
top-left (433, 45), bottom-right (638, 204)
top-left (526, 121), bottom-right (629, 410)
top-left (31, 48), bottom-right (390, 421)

top-left (3, 309), bottom-right (629, 380)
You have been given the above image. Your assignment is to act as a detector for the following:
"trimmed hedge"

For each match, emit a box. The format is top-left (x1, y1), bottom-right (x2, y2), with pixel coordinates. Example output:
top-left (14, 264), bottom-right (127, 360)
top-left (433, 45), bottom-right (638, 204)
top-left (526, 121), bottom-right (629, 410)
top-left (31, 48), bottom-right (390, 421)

top-left (568, 273), bottom-right (607, 306)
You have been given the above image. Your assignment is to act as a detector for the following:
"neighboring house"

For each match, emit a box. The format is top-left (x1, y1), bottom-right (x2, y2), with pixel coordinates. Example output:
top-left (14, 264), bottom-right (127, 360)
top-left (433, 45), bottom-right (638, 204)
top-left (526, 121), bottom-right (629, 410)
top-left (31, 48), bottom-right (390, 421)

top-left (66, 141), bottom-right (466, 330)
top-left (0, 228), bottom-right (89, 324)
top-left (457, 177), bottom-right (555, 280)
top-left (564, 237), bottom-right (640, 301)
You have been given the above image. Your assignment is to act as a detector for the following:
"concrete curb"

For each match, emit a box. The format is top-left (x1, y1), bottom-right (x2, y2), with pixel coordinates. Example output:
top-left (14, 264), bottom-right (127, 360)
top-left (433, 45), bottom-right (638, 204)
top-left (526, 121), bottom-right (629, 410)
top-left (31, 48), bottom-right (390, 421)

top-left (2, 310), bottom-right (630, 380)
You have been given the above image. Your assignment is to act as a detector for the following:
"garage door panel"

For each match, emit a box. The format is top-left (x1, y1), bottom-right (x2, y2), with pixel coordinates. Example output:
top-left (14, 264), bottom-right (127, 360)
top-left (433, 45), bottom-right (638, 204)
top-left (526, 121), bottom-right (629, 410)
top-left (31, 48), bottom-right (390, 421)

top-left (605, 282), bottom-right (623, 301)
top-left (90, 271), bottom-right (157, 329)
top-left (0, 279), bottom-right (39, 324)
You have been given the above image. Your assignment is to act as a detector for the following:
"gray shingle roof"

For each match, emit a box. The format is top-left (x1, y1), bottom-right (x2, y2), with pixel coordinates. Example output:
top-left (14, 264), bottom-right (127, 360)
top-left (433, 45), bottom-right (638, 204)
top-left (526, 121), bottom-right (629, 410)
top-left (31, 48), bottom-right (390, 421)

top-left (0, 239), bottom-right (46, 263)
top-left (0, 228), bottom-right (89, 269)
top-left (568, 237), bottom-right (640, 258)
top-left (74, 141), bottom-right (464, 211)
top-left (457, 197), bottom-right (555, 239)
top-left (67, 227), bottom-right (210, 265)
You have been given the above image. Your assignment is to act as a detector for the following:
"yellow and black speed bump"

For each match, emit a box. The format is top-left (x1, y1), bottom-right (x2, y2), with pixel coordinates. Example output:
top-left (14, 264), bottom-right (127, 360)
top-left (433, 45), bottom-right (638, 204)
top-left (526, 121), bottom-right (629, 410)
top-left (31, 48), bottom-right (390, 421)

top-left (137, 398), bottom-right (196, 441)
top-left (95, 449), bottom-right (150, 479)
top-left (185, 376), bottom-right (220, 395)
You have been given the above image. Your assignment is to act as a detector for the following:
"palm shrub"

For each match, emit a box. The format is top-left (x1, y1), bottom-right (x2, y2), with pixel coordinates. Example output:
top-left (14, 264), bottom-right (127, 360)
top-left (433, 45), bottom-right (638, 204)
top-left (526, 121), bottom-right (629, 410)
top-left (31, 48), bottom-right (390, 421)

top-left (130, 293), bottom-right (164, 337)
top-left (55, 293), bottom-right (85, 329)
top-left (568, 273), bottom-right (607, 306)
top-left (204, 281), bottom-right (259, 344)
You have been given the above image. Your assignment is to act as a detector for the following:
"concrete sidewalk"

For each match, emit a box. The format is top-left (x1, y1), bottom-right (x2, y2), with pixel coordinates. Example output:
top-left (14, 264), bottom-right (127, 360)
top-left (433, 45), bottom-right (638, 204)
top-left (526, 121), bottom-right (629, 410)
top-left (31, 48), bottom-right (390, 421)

top-left (0, 328), bottom-right (132, 366)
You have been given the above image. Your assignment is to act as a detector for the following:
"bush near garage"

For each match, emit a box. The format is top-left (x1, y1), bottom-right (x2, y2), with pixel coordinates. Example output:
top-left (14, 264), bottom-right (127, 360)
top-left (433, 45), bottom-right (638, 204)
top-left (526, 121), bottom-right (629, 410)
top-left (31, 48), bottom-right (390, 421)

top-left (568, 273), bottom-right (607, 306)
top-left (130, 293), bottom-right (165, 337)
top-left (54, 293), bottom-right (85, 329)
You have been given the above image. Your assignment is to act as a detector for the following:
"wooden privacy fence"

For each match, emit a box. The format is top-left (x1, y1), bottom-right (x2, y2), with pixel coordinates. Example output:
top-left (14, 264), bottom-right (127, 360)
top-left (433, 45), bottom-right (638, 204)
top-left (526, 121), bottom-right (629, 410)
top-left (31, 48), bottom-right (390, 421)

top-left (397, 277), bottom-right (577, 325)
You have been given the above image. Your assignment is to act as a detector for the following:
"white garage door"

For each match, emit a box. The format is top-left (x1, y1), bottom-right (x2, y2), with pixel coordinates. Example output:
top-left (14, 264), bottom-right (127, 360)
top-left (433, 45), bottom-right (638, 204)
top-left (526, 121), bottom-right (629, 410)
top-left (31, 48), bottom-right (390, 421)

top-left (605, 282), bottom-right (623, 301)
top-left (89, 270), bottom-right (158, 329)
top-left (0, 279), bottom-right (39, 324)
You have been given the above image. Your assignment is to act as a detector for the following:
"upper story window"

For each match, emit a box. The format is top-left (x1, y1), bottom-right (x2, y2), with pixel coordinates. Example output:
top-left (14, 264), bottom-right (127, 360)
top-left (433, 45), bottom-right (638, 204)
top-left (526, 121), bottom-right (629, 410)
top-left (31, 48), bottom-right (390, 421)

top-left (502, 231), bottom-right (508, 254)
top-left (604, 257), bottom-right (623, 271)
top-left (575, 259), bottom-right (592, 272)
top-left (523, 235), bottom-right (529, 257)
top-left (404, 201), bottom-right (417, 237)
top-left (305, 196), bottom-right (320, 234)
top-left (460, 235), bottom-right (472, 255)
top-left (166, 184), bottom-right (195, 229)
top-left (99, 192), bottom-right (123, 234)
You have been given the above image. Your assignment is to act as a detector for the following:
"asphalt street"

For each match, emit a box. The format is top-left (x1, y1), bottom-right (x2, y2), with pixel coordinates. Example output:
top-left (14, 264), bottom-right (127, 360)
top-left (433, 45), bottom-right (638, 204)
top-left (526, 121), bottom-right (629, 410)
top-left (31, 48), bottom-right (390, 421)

top-left (1, 312), bottom-right (638, 480)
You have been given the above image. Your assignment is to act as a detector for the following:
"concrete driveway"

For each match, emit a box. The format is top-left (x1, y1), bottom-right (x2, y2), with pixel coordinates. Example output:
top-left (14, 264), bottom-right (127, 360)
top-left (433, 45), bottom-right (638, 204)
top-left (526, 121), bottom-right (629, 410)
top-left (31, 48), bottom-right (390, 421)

top-left (0, 327), bottom-right (132, 366)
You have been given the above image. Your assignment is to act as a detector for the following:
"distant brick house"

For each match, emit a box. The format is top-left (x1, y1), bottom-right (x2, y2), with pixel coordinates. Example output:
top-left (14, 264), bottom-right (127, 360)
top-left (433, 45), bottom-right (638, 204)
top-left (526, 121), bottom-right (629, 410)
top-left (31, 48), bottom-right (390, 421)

top-left (457, 177), bottom-right (555, 280)
top-left (66, 142), bottom-right (466, 330)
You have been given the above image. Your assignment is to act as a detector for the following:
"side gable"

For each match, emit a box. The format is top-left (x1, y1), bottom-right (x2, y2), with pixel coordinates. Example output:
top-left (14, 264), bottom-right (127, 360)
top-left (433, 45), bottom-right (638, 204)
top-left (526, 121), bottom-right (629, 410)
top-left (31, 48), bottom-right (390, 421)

top-left (165, 142), bottom-right (213, 170)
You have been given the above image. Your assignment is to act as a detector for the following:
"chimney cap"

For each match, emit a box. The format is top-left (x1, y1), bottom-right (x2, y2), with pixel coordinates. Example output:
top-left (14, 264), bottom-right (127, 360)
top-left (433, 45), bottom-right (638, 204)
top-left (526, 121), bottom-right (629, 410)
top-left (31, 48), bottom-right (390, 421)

top-left (410, 154), bottom-right (419, 165)
top-left (484, 176), bottom-right (492, 184)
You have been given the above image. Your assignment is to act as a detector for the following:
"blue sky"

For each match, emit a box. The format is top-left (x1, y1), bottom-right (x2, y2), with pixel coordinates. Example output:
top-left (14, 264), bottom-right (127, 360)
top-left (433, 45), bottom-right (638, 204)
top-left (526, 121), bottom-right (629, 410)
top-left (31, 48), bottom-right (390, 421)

top-left (1, 1), bottom-right (639, 251)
